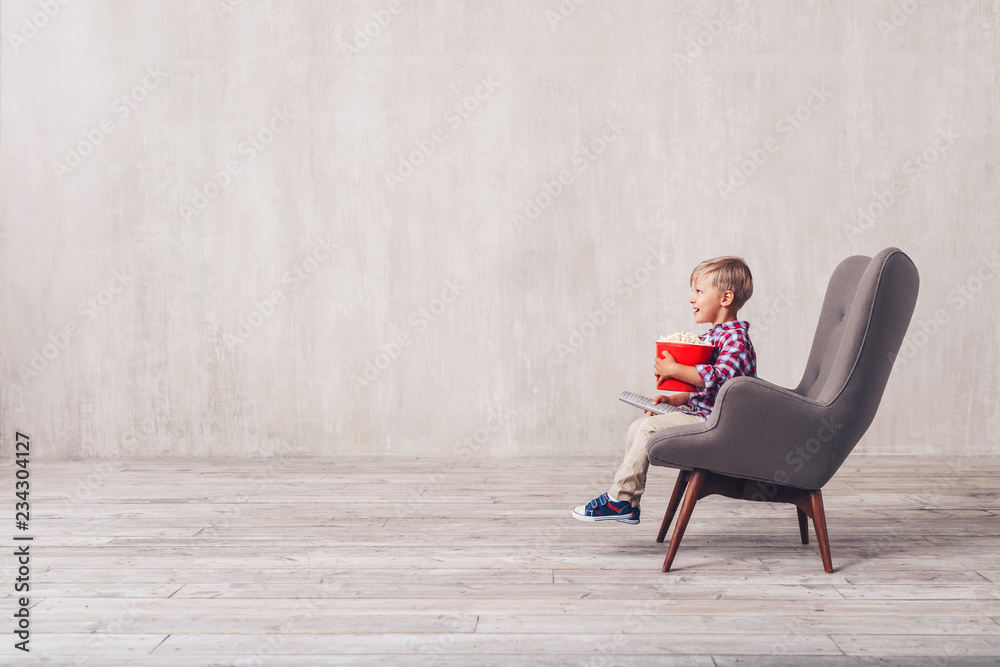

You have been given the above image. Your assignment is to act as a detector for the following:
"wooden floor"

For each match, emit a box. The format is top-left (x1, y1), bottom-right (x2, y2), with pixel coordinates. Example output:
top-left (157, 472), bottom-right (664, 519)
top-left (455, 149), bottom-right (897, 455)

top-left (3, 456), bottom-right (1000, 666)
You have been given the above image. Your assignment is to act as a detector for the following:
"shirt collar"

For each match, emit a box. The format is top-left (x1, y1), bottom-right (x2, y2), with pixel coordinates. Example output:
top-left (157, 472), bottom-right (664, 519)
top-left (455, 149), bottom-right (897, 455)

top-left (710, 320), bottom-right (750, 334)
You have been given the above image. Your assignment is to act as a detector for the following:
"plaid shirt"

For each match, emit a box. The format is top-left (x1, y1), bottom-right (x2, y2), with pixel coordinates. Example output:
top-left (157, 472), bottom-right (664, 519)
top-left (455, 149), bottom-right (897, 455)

top-left (684, 320), bottom-right (756, 419)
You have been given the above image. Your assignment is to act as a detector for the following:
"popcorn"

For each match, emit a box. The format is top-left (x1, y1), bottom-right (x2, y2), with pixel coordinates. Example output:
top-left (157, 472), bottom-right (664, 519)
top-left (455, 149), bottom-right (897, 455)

top-left (658, 331), bottom-right (711, 345)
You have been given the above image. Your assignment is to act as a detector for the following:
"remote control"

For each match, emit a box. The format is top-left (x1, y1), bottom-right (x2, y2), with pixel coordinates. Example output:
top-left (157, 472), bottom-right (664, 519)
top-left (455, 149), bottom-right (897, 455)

top-left (618, 391), bottom-right (681, 415)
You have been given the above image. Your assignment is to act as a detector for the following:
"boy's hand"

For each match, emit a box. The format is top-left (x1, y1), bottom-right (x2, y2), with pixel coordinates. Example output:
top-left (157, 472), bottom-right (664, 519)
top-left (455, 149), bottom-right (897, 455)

top-left (655, 349), bottom-right (707, 389)
top-left (654, 349), bottom-right (677, 380)
top-left (644, 393), bottom-right (690, 414)
top-left (653, 393), bottom-right (690, 407)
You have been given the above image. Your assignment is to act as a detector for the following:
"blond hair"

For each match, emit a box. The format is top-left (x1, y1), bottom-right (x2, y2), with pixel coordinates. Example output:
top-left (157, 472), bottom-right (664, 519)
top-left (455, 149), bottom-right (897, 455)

top-left (690, 256), bottom-right (753, 311)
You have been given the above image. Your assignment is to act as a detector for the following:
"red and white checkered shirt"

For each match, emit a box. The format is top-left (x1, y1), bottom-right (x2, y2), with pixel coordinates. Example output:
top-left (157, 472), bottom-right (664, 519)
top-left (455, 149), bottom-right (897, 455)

top-left (685, 320), bottom-right (756, 419)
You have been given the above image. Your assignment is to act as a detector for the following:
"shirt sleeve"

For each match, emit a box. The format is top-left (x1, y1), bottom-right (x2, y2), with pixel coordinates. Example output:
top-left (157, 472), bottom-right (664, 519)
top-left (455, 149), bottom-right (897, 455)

top-left (695, 332), bottom-right (752, 392)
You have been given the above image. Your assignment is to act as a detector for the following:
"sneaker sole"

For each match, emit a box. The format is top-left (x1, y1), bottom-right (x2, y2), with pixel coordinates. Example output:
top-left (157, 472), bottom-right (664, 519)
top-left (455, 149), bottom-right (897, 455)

top-left (571, 508), bottom-right (635, 522)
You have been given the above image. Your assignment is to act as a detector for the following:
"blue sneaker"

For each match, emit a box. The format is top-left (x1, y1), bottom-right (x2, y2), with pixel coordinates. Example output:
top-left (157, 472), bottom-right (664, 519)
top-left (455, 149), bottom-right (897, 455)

top-left (572, 493), bottom-right (638, 523)
top-left (618, 505), bottom-right (640, 525)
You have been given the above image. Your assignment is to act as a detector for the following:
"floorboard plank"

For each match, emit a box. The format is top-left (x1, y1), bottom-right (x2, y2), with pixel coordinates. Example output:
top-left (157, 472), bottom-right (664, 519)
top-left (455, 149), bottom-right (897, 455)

top-left (2, 455), bottom-right (998, 664)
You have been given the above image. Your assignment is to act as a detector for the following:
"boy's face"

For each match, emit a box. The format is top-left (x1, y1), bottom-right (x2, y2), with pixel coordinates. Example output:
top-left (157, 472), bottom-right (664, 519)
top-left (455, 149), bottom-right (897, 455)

top-left (690, 274), bottom-right (733, 325)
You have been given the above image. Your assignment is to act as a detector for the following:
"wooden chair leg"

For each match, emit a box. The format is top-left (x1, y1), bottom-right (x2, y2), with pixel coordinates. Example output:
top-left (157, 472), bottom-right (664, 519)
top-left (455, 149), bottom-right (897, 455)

top-left (796, 507), bottom-right (810, 545)
top-left (809, 489), bottom-right (834, 574)
top-left (662, 469), bottom-right (705, 572)
top-left (656, 470), bottom-right (690, 543)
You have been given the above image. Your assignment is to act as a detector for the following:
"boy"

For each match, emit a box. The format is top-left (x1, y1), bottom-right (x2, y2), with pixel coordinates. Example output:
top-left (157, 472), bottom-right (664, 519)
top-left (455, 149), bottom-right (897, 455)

top-left (572, 255), bottom-right (756, 524)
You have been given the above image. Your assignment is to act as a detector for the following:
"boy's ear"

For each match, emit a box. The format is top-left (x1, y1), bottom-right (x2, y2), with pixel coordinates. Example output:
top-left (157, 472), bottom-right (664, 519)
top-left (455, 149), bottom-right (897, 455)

top-left (720, 290), bottom-right (734, 307)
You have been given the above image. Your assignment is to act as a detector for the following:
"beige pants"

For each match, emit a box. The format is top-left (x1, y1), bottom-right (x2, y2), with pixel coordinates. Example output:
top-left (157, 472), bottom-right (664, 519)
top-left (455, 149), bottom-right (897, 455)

top-left (609, 411), bottom-right (706, 508)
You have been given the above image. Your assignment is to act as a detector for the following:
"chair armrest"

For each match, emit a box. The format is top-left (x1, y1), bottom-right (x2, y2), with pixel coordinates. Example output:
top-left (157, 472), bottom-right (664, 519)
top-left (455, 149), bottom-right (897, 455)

top-left (647, 376), bottom-right (838, 489)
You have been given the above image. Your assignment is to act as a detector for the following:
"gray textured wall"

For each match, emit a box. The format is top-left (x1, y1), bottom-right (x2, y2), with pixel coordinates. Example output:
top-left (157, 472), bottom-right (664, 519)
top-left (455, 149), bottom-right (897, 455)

top-left (2, 0), bottom-right (998, 459)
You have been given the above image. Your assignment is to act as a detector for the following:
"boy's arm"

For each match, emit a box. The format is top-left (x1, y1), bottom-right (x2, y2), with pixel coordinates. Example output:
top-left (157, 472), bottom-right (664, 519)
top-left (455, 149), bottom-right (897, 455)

top-left (656, 332), bottom-right (755, 390)
top-left (693, 334), bottom-right (755, 392)
top-left (654, 351), bottom-right (706, 387)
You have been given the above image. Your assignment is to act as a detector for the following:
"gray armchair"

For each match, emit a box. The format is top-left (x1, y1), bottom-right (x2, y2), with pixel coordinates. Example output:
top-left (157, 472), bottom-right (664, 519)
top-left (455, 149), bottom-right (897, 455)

top-left (647, 247), bottom-right (919, 573)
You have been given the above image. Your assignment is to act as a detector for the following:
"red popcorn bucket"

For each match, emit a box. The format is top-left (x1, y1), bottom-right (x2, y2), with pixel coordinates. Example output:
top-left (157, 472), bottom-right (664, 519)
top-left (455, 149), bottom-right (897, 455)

top-left (656, 341), bottom-right (715, 392)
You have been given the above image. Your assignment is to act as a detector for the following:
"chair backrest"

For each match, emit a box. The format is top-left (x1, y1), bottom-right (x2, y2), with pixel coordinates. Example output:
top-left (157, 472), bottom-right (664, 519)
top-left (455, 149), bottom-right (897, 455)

top-left (793, 247), bottom-right (919, 473)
